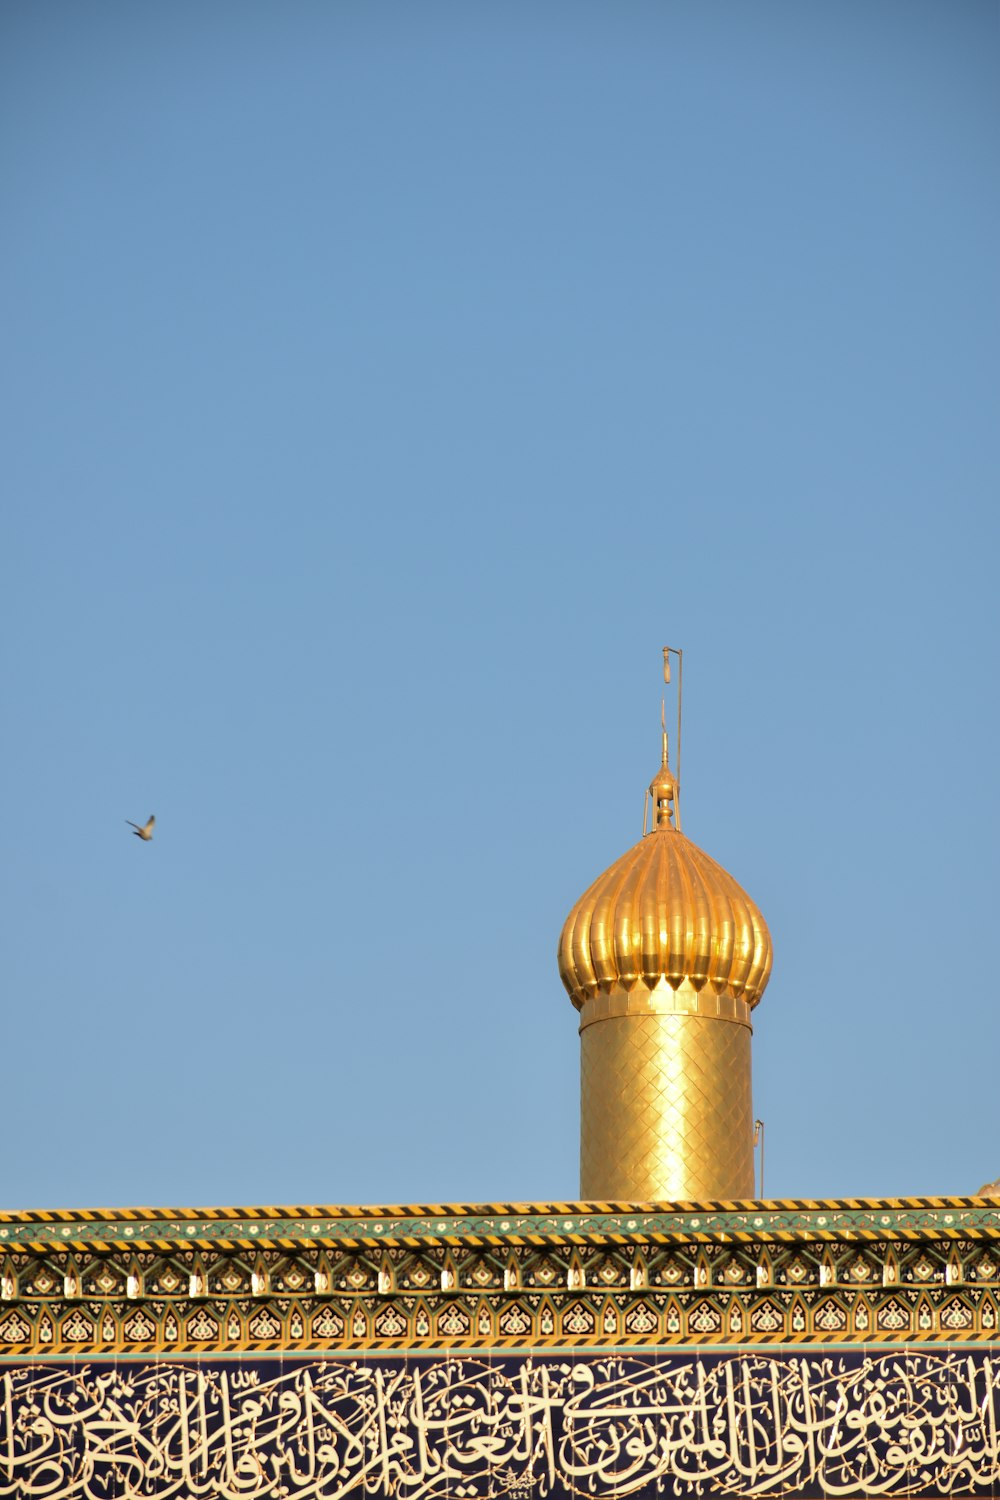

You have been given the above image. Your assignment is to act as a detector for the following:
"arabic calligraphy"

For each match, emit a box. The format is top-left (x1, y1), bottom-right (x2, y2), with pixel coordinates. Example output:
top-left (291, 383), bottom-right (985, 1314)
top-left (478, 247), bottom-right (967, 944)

top-left (2, 1350), bottom-right (1000, 1498)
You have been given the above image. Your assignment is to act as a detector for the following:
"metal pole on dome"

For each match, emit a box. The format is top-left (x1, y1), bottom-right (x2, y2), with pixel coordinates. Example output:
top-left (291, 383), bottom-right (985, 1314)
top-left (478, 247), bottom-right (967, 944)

top-left (662, 646), bottom-right (683, 832)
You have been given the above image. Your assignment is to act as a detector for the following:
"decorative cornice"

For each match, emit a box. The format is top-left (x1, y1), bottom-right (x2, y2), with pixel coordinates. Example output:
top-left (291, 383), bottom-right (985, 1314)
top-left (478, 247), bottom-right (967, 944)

top-left (1, 1197), bottom-right (999, 1248)
top-left (1, 1210), bottom-right (999, 1356)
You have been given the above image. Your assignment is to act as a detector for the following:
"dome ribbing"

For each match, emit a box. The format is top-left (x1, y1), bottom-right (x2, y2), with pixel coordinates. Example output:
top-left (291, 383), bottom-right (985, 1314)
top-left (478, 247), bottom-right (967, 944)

top-left (558, 823), bottom-right (771, 1010)
top-left (558, 745), bottom-right (771, 1012)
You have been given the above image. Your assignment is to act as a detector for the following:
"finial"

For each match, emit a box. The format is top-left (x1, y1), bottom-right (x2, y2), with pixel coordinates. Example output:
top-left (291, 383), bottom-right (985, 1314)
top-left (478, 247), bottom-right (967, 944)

top-left (643, 646), bottom-right (683, 833)
top-left (646, 749), bottom-right (678, 831)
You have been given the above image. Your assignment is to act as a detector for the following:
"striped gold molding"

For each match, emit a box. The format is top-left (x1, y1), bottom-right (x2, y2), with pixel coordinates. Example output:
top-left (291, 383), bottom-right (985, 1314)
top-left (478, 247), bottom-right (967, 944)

top-left (1, 1197), bottom-right (1000, 1249)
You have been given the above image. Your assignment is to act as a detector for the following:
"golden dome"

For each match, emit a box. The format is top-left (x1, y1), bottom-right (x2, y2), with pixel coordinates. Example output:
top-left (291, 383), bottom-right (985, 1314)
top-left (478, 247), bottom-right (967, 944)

top-left (558, 745), bottom-right (772, 1012)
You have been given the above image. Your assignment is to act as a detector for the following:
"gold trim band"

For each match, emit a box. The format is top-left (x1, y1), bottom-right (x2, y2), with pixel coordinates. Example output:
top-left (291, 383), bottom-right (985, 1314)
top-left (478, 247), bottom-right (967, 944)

top-left (579, 983), bottom-right (752, 1034)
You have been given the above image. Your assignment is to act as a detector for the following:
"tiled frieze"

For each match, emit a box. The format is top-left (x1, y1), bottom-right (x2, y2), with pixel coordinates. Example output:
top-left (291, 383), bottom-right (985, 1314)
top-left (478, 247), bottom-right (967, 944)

top-left (1, 1199), bottom-right (999, 1356)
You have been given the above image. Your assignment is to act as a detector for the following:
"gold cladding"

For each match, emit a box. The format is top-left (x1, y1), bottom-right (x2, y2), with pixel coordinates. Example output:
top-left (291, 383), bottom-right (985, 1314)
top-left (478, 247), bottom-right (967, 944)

top-left (579, 980), bottom-right (752, 1033)
top-left (558, 823), bottom-right (772, 1012)
top-left (580, 1005), bottom-right (755, 1201)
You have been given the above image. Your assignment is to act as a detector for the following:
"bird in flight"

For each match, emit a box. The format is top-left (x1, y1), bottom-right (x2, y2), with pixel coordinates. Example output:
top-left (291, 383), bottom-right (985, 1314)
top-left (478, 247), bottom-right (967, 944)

top-left (126, 815), bottom-right (156, 841)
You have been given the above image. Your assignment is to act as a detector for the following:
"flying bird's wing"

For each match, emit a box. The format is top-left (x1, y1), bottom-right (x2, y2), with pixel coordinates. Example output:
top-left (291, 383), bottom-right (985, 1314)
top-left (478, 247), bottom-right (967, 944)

top-left (126, 820), bottom-right (140, 830)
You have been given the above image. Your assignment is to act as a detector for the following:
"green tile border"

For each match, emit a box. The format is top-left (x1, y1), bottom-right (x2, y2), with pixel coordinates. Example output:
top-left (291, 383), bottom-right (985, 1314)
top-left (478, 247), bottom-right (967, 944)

top-left (2, 1199), bottom-right (1000, 1247)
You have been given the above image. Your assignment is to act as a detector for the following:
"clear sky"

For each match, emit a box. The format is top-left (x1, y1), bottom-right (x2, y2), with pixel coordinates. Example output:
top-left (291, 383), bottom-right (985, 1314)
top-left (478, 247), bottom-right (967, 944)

top-left (2, 2), bottom-right (997, 1213)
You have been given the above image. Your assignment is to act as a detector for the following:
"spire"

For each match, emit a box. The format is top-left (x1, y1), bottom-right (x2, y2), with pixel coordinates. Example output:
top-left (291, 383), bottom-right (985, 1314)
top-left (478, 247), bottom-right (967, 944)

top-left (643, 646), bottom-right (682, 832)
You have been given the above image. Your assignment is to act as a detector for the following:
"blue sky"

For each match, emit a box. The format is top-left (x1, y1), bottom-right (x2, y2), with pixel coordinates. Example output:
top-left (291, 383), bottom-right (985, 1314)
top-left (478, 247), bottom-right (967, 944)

top-left (2, 2), bottom-right (997, 1212)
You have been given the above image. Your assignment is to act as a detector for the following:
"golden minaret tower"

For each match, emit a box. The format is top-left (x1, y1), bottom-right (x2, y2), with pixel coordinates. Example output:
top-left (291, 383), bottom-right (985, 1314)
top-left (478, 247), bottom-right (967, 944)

top-left (558, 650), bottom-right (772, 1201)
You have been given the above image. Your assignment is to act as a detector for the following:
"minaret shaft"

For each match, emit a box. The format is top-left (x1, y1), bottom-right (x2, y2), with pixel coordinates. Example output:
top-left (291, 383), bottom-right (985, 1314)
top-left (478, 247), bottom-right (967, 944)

top-left (578, 982), bottom-right (755, 1201)
top-left (558, 658), bottom-right (771, 1205)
